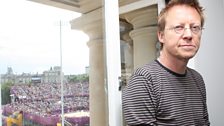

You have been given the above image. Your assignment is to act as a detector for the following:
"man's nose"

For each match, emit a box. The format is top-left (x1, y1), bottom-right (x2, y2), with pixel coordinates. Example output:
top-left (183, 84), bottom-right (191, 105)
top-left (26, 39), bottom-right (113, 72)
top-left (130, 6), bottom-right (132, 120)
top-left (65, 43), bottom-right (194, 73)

top-left (182, 28), bottom-right (193, 39)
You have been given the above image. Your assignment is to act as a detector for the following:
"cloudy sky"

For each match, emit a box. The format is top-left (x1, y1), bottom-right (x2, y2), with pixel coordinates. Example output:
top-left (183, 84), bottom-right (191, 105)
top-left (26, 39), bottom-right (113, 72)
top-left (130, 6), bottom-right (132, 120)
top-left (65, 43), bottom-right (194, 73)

top-left (0, 0), bottom-right (89, 75)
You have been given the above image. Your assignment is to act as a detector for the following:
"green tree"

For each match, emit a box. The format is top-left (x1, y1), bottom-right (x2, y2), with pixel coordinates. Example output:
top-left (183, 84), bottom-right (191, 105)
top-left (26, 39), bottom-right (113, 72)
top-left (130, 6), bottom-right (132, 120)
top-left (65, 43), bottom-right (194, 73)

top-left (1, 82), bottom-right (13, 105)
top-left (68, 74), bottom-right (89, 83)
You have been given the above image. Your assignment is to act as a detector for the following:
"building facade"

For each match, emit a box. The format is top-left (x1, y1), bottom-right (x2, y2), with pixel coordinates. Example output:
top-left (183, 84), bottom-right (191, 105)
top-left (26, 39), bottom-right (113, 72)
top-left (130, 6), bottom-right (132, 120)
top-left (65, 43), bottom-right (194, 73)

top-left (1, 66), bottom-right (64, 85)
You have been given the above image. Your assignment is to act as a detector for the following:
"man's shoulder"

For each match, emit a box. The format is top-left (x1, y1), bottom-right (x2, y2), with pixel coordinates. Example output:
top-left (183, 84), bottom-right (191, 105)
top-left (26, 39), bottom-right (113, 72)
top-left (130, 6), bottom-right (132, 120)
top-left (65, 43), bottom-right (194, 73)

top-left (187, 67), bottom-right (203, 78)
top-left (133, 60), bottom-right (160, 77)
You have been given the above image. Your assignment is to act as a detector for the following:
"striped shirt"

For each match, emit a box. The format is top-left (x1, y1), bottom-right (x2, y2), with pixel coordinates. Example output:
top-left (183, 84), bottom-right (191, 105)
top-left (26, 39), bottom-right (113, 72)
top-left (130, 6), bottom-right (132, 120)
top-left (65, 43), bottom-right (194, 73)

top-left (122, 60), bottom-right (210, 126)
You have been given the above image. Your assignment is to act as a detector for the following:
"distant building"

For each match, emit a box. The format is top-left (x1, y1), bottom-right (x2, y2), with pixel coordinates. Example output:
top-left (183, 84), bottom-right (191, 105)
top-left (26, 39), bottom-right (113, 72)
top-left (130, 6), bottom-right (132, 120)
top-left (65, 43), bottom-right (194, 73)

top-left (6, 67), bottom-right (13, 75)
top-left (42, 66), bottom-right (62, 84)
top-left (1, 67), bottom-right (16, 84)
top-left (31, 75), bottom-right (42, 84)
top-left (1, 66), bottom-right (66, 85)
top-left (85, 66), bottom-right (89, 75)
top-left (15, 73), bottom-right (32, 84)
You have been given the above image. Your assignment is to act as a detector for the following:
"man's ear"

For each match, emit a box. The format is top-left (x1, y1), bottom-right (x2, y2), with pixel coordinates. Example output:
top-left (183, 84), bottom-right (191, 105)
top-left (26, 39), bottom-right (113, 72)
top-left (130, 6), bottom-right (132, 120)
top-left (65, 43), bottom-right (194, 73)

top-left (157, 31), bottom-right (164, 44)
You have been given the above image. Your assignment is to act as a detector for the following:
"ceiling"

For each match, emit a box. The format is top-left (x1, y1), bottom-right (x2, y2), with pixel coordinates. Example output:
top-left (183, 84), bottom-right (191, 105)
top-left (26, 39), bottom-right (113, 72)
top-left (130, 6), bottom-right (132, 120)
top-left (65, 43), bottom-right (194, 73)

top-left (29, 0), bottom-right (102, 14)
top-left (28, 0), bottom-right (140, 14)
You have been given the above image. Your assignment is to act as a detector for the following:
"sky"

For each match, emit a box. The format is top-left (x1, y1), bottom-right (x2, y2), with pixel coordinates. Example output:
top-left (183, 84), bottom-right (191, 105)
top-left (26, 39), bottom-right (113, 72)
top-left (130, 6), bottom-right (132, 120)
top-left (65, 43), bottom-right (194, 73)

top-left (0, 0), bottom-right (89, 75)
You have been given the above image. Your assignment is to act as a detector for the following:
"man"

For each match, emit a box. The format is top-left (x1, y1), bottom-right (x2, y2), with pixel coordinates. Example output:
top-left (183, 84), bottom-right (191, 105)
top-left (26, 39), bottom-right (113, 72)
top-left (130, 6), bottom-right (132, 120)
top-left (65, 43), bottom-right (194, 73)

top-left (122, 0), bottom-right (210, 125)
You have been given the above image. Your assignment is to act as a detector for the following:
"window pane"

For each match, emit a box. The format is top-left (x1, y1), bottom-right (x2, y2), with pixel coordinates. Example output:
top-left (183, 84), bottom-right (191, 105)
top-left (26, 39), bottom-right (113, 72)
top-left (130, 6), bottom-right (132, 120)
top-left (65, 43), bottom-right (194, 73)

top-left (0, 1), bottom-right (90, 125)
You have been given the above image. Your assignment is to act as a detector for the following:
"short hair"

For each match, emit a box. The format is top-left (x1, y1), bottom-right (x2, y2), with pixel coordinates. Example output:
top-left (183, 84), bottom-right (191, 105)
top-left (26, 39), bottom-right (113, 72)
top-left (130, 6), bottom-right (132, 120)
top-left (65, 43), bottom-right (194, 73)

top-left (157, 0), bottom-right (205, 49)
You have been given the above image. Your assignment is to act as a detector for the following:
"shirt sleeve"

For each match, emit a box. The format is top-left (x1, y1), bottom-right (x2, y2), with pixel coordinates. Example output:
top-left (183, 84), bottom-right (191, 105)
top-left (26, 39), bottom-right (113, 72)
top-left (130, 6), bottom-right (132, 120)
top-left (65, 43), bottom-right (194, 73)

top-left (122, 71), bottom-right (157, 126)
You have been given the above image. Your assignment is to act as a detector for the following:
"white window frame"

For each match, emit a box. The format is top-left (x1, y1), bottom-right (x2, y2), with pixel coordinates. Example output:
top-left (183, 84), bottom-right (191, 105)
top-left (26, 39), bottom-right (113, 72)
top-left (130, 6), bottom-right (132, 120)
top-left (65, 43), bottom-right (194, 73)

top-left (104, 0), bottom-right (166, 125)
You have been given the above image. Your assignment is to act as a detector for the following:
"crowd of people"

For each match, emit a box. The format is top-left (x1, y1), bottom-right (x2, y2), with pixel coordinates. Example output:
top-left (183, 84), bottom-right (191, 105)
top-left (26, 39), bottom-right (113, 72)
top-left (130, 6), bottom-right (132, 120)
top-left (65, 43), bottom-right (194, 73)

top-left (3, 82), bottom-right (89, 125)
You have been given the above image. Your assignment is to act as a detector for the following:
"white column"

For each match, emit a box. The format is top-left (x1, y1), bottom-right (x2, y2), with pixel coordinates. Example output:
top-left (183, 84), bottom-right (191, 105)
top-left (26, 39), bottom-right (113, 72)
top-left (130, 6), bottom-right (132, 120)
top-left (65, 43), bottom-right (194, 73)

top-left (124, 5), bottom-right (158, 69)
top-left (71, 8), bottom-right (106, 126)
top-left (120, 20), bottom-right (134, 81)
top-left (121, 32), bottom-right (134, 80)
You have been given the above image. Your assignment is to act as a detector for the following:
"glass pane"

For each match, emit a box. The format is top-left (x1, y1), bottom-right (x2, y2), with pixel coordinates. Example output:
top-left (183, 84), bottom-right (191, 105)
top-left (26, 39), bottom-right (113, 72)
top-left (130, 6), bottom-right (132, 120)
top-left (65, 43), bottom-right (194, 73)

top-left (0, 1), bottom-right (90, 126)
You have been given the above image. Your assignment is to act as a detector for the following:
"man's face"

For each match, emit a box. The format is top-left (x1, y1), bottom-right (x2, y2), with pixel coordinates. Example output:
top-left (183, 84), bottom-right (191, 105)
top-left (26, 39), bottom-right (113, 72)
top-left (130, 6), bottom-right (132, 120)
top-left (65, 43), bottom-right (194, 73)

top-left (158, 5), bottom-right (202, 61)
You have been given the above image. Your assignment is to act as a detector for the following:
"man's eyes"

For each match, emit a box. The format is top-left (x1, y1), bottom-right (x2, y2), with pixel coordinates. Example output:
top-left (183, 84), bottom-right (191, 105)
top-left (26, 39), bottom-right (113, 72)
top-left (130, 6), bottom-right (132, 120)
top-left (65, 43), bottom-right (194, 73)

top-left (191, 26), bottom-right (200, 30)
top-left (174, 25), bottom-right (184, 30)
top-left (174, 25), bottom-right (201, 30)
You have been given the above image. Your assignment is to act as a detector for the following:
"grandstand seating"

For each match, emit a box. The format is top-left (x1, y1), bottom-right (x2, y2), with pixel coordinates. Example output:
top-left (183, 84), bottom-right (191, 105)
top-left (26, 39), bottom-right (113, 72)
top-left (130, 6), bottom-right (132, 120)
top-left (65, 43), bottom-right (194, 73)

top-left (3, 82), bottom-right (89, 126)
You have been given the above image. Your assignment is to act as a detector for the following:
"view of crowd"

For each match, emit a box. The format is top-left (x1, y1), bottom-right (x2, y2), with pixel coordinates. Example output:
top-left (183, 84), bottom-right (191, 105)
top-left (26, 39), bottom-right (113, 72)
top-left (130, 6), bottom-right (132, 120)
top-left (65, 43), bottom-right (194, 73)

top-left (2, 82), bottom-right (89, 125)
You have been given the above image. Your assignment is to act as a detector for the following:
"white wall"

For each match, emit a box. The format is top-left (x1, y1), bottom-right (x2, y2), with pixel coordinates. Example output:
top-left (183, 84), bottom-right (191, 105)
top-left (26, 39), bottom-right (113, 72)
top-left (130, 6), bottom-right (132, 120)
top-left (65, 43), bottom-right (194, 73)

top-left (196, 0), bottom-right (224, 125)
